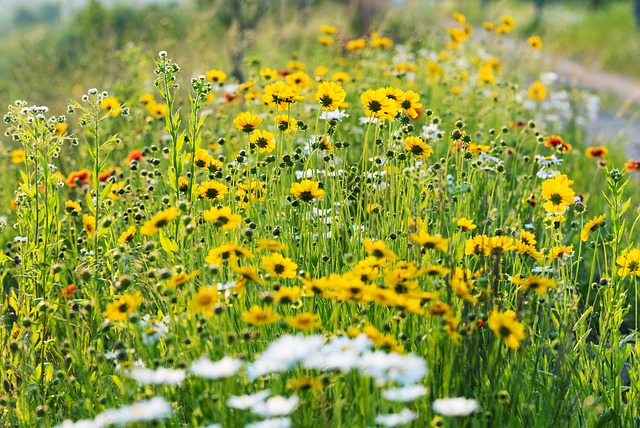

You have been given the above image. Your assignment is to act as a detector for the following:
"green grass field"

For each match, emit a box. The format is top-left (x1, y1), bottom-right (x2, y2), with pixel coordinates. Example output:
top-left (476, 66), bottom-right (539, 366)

top-left (1, 2), bottom-right (640, 427)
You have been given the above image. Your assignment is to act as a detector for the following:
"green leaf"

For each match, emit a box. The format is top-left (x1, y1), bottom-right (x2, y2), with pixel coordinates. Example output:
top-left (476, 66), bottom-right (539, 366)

top-left (99, 181), bottom-right (114, 203)
top-left (620, 197), bottom-right (631, 217)
top-left (44, 363), bottom-right (54, 383)
top-left (34, 364), bottom-right (42, 382)
top-left (111, 375), bottom-right (124, 390)
top-left (159, 230), bottom-right (178, 253)
top-left (85, 189), bottom-right (95, 215)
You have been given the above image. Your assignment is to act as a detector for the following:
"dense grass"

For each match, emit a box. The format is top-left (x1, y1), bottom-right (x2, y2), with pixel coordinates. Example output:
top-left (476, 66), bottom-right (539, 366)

top-left (1, 3), bottom-right (640, 428)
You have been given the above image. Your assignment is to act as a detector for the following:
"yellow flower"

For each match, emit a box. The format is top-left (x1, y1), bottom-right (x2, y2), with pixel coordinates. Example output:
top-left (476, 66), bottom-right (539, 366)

top-left (363, 238), bottom-right (397, 261)
top-left (170, 270), bottom-right (199, 288)
top-left (404, 136), bottom-right (433, 158)
top-left (527, 81), bottom-right (547, 101)
top-left (290, 180), bottom-right (325, 201)
top-left (513, 275), bottom-right (556, 295)
top-left (401, 90), bottom-right (422, 119)
top-left (501, 15), bottom-right (515, 30)
top-left (488, 308), bottom-right (526, 349)
top-left (140, 207), bottom-right (179, 235)
top-left (466, 143), bottom-right (491, 156)
top-left (197, 180), bottom-right (229, 201)
top-left (541, 174), bottom-right (575, 214)
top-left (10, 149), bottom-right (25, 164)
top-left (286, 71), bottom-right (312, 89)
top-left (449, 277), bottom-right (477, 305)
top-left (205, 69), bottom-right (227, 83)
top-left (259, 67), bottom-right (277, 81)
top-left (361, 88), bottom-right (397, 121)
top-left (236, 181), bottom-right (266, 208)
top-left (477, 66), bottom-right (496, 85)
top-left (118, 226), bottom-right (136, 244)
top-left (194, 148), bottom-right (215, 169)
top-left (257, 239), bottom-right (287, 252)
top-left (242, 305), bottom-right (281, 325)
top-left (409, 230), bottom-right (449, 252)
top-left (427, 301), bottom-right (453, 318)
top-left (202, 206), bottom-right (242, 230)
top-left (83, 214), bottom-right (96, 239)
top-left (616, 248), bottom-right (640, 277)
top-left (318, 36), bottom-right (334, 46)
top-left (394, 294), bottom-right (423, 314)
top-left (262, 81), bottom-right (304, 110)
top-left (581, 214), bottom-right (606, 242)
top-left (549, 244), bottom-right (574, 260)
top-left (452, 11), bottom-right (466, 24)
top-left (527, 35), bottom-right (542, 50)
top-left (332, 71), bottom-right (351, 83)
top-left (233, 265), bottom-right (266, 288)
top-left (233, 111), bottom-right (262, 133)
top-left (352, 257), bottom-right (381, 282)
top-left (423, 265), bottom-right (451, 276)
top-left (262, 253), bottom-right (298, 279)
top-left (320, 24), bottom-right (338, 34)
top-left (483, 22), bottom-right (495, 31)
top-left (456, 218), bottom-right (476, 232)
top-left (285, 312), bottom-right (322, 330)
top-left (465, 235), bottom-right (488, 256)
top-left (103, 292), bottom-right (142, 322)
top-left (384, 87), bottom-right (406, 110)
top-left (301, 276), bottom-right (336, 299)
top-left (190, 286), bottom-right (218, 315)
top-left (250, 130), bottom-right (276, 153)
top-left (275, 115), bottom-right (298, 134)
top-left (287, 60), bottom-right (306, 71)
top-left (316, 81), bottom-right (346, 110)
top-left (147, 102), bottom-right (168, 119)
top-left (346, 38), bottom-right (366, 51)
top-left (206, 242), bottom-right (254, 266)
top-left (64, 200), bottom-right (82, 214)
top-left (484, 236), bottom-right (515, 256)
top-left (286, 375), bottom-right (323, 391)
top-left (514, 234), bottom-right (543, 259)
top-left (54, 123), bottom-right (68, 136)
top-left (100, 96), bottom-right (121, 117)
top-left (370, 32), bottom-right (393, 48)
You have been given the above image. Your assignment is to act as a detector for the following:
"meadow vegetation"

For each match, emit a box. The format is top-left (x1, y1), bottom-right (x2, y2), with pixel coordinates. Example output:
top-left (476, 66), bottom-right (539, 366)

top-left (1, 1), bottom-right (640, 427)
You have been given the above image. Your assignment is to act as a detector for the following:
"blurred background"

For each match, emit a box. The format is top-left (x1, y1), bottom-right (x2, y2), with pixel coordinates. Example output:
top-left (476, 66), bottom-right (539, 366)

top-left (0, 0), bottom-right (639, 111)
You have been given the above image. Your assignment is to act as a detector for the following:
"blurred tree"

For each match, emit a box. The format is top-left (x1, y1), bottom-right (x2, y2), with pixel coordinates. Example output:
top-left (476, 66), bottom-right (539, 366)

top-left (351, 0), bottom-right (389, 34)
top-left (635, 0), bottom-right (640, 27)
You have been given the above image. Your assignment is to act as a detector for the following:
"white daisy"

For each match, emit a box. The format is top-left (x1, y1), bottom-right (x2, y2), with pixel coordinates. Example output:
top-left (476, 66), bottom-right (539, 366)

top-left (432, 397), bottom-right (479, 416)
top-left (382, 384), bottom-right (427, 402)
top-left (128, 367), bottom-right (186, 385)
top-left (250, 395), bottom-right (299, 417)
top-left (190, 356), bottom-right (243, 380)
top-left (227, 389), bottom-right (271, 410)
top-left (375, 408), bottom-right (416, 427)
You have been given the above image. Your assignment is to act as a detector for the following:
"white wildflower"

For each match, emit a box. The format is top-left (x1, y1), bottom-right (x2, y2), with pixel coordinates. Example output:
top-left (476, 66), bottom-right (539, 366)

top-left (227, 390), bottom-right (271, 410)
top-left (375, 408), bottom-right (417, 427)
top-left (244, 417), bottom-right (291, 428)
top-left (128, 367), bottom-right (186, 385)
top-left (382, 384), bottom-right (427, 402)
top-left (190, 356), bottom-right (243, 380)
top-left (250, 395), bottom-right (299, 417)
top-left (96, 397), bottom-right (172, 425)
top-left (320, 109), bottom-right (350, 121)
top-left (246, 335), bottom-right (325, 380)
top-left (432, 397), bottom-right (479, 416)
